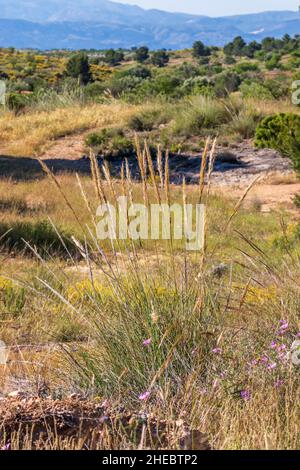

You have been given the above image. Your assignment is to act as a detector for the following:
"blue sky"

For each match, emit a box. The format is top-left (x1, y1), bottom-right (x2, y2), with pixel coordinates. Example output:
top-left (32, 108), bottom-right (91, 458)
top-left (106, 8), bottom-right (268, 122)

top-left (116, 0), bottom-right (299, 16)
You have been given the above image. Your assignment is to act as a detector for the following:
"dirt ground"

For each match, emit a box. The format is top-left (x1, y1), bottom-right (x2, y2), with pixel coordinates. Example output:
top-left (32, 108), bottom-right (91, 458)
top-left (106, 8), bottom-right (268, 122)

top-left (218, 180), bottom-right (300, 214)
top-left (1, 136), bottom-right (299, 214)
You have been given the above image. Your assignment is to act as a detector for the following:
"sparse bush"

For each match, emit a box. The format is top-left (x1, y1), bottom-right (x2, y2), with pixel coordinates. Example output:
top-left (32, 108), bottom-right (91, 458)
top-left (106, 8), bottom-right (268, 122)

top-left (265, 53), bottom-right (282, 70)
top-left (264, 78), bottom-right (290, 99)
top-left (127, 107), bottom-right (171, 132)
top-left (226, 109), bottom-right (263, 139)
top-left (181, 77), bottom-right (215, 97)
top-left (6, 92), bottom-right (32, 114)
top-left (234, 62), bottom-right (259, 74)
top-left (239, 82), bottom-right (273, 100)
top-left (171, 97), bottom-right (230, 137)
top-left (85, 127), bottom-right (134, 158)
top-left (214, 71), bottom-right (241, 97)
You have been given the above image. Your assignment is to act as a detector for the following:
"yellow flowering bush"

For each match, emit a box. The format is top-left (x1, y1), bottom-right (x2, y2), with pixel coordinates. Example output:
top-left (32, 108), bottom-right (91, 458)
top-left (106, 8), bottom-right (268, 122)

top-left (66, 280), bottom-right (114, 304)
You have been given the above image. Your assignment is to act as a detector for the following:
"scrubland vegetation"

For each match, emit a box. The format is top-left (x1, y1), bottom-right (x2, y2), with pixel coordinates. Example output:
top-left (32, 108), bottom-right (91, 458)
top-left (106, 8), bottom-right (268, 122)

top-left (0, 35), bottom-right (300, 450)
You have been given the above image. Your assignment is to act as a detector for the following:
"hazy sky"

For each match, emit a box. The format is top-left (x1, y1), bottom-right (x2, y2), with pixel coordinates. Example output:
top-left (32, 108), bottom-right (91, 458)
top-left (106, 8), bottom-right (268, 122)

top-left (115, 0), bottom-right (299, 16)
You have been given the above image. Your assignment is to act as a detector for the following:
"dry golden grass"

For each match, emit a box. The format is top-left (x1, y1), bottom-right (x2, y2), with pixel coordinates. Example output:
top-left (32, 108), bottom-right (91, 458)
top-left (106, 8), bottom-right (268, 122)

top-left (0, 103), bottom-right (139, 156)
top-left (250, 98), bottom-right (300, 117)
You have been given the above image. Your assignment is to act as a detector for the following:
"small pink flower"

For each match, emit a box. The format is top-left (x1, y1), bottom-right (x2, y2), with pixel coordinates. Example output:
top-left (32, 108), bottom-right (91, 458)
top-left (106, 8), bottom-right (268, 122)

top-left (240, 390), bottom-right (251, 401)
top-left (139, 391), bottom-right (151, 401)
top-left (143, 338), bottom-right (152, 347)
top-left (277, 344), bottom-right (286, 352)
top-left (277, 320), bottom-right (289, 335)
top-left (212, 379), bottom-right (219, 389)
top-left (275, 379), bottom-right (284, 388)
top-left (267, 362), bottom-right (277, 370)
top-left (1, 443), bottom-right (10, 451)
top-left (261, 356), bottom-right (268, 364)
top-left (297, 332), bottom-right (300, 338)
top-left (271, 341), bottom-right (277, 349)
top-left (212, 348), bottom-right (222, 355)
top-left (278, 352), bottom-right (287, 361)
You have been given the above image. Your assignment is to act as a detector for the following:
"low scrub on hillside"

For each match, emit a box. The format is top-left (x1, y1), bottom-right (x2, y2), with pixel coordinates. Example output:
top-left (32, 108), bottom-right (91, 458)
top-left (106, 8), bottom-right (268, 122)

top-left (255, 113), bottom-right (300, 171)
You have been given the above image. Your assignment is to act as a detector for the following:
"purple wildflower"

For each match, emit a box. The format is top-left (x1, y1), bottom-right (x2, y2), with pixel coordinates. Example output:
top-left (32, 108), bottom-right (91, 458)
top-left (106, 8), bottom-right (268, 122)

top-left (277, 320), bottom-right (289, 335)
top-left (139, 391), bottom-right (151, 401)
top-left (267, 362), bottom-right (277, 370)
top-left (278, 352), bottom-right (287, 361)
top-left (212, 379), bottom-right (219, 389)
top-left (261, 355), bottom-right (269, 364)
top-left (143, 338), bottom-right (152, 347)
top-left (270, 341), bottom-right (277, 349)
top-left (1, 443), bottom-right (10, 451)
top-left (212, 348), bottom-right (222, 355)
top-left (275, 379), bottom-right (284, 388)
top-left (240, 390), bottom-right (251, 401)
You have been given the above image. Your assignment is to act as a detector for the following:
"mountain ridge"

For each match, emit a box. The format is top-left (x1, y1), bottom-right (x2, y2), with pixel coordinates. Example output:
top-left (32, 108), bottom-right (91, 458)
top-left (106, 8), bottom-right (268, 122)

top-left (0, 1), bottom-right (299, 49)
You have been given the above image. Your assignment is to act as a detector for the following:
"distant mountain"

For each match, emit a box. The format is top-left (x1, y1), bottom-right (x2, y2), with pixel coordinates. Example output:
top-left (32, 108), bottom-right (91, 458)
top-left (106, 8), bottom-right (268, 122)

top-left (0, 1), bottom-right (299, 49)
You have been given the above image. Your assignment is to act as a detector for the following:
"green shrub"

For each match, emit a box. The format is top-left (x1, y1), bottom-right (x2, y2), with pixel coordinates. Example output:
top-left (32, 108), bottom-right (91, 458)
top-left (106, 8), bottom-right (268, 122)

top-left (180, 77), bottom-right (215, 97)
top-left (234, 62), bottom-right (259, 74)
top-left (239, 82), bottom-right (273, 100)
top-left (224, 55), bottom-right (236, 65)
top-left (0, 221), bottom-right (77, 257)
top-left (214, 71), bottom-right (241, 97)
top-left (135, 73), bottom-right (183, 99)
top-left (255, 113), bottom-right (300, 171)
top-left (85, 127), bottom-right (134, 158)
top-left (226, 109), bottom-right (263, 139)
top-left (264, 78), bottom-right (290, 99)
top-left (171, 97), bottom-right (230, 138)
top-left (106, 75), bottom-right (144, 98)
top-left (151, 50), bottom-right (170, 68)
top-left (127, 107), bottom-right (171, 132)
top-left (83, 81), bottom-right (106, 99)
top-left (6, 92), bottom-right (32, 114)
top-left (265, 53), bottom-right (282, 70)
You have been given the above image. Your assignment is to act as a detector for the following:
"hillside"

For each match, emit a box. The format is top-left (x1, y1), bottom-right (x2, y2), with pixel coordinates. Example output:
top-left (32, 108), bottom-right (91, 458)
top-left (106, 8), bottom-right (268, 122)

top-left (0, 1), bottom-right (299, 48)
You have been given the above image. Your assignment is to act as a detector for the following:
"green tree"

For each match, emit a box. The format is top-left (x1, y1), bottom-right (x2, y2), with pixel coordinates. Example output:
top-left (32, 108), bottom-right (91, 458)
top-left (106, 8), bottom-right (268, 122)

top-left (151, 50), bottom-right (169, 68)
top-left (192, 41), bottom-right (211, 58)
top-left (66, 52), bottom-right (92, 85)
top-left (105, 49), bottom-right (125, 66)
top-left (135, 46), bottom-right (149, 63)
top-left (224, 36), bottom-right (246, 56)
top-left (244, 41), bottom-right (261, 58)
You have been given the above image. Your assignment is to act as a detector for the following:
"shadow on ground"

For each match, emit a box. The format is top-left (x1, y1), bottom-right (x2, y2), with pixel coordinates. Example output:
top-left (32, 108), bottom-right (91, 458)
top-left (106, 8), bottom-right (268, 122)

top-left (0, 151), bottom-right (245, 184)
